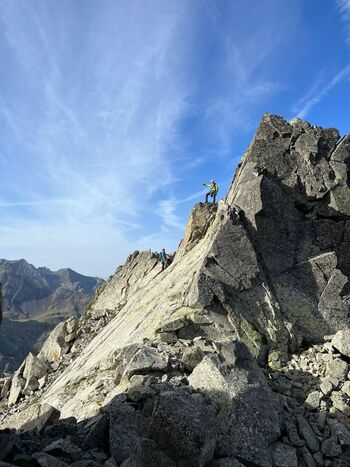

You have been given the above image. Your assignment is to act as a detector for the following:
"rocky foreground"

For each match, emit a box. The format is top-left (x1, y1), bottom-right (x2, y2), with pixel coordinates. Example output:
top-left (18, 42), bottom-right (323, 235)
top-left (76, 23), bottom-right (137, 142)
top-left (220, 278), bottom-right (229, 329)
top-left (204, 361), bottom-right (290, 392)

top-left (0, 113), bottom-right (350, 466)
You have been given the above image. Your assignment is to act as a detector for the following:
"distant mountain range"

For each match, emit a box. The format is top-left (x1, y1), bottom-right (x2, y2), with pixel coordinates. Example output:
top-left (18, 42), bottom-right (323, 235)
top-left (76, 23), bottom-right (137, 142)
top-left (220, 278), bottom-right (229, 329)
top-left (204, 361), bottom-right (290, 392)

top-left (0, 259), bottom-right (103, 372)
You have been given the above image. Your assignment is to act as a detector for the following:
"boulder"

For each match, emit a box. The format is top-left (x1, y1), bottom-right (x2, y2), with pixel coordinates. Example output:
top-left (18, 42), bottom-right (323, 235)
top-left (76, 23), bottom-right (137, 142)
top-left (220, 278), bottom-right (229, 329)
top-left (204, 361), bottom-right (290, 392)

top-left (8, 373), bottom-right (25, 407)
top-left (120, 439), bottom-right (176, 467)
top-left (149, 389), bottom-right (218, 466)
top-left (0, 429), bottom-right (17, 461)
top-left (22, 375), bottom-right (39, 395)
top-left (189, 342), bottom-right (280, 466)
top-left (109, 402), bottom-right (142, 464)
top-left (331, 330), bottom-right (350, 358)
top-left (33, 453), bottom-right (69, 467)
top-left (0, 377), bottom-right (12, 399)
top-left (43, 437), bottom-right (81, 459)
top-left (37, 322), bottom-right (69, 363)
top-left (122, 347), bottom-right (168, 380)
top-left (0, 403), bottom-right (60, 432)
top-left (23, 353), bottom-right (49, 381)
top-left (271, 442), bottom-right (298, 467)
top-left (296, 415), bottom-right (319, 453)
top-left (66, 317), bottom-right (79, 334)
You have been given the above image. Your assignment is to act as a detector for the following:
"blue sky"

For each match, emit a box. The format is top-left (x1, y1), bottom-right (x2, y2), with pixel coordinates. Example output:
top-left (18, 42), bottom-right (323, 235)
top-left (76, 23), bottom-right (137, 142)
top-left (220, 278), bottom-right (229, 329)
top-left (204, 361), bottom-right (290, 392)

top-left (0, 0), bottom-right (350, 278)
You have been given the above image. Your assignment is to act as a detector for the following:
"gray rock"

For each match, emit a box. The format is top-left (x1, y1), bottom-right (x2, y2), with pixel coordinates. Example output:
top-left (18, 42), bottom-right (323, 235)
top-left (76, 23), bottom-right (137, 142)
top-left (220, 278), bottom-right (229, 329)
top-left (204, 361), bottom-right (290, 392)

top-left (23, 375), bottom-right (39, 395)
top-left (302, 446), bottom-right (317, 467)
top-left (341, 380), bottom-right (350, 397)
top-left (328, 419), bottom-right (350, 446)
top-left (189, 342), bottom-right (280, 467)
top-left (320, 379), bottom-right (333, 396)
top-left (0, 429), bottom-right (17, 461)
top-left (331, 330), bottom-right (350, 358)
top-left (157, 332), bottom-right (177, 344)
top-left (181, 346), bottom-right (205, 371)
top-left (120, 439), bottom-right (176, 467)
top-left (330, 391), bottom-right (350, 417)
top-left (271, 442), bottom-right (298, 467)
top-left (23, 352), bottom-right (49, 381)
top-left (0, 377), bottom-right (12, 399)
top-left (149, 389), bottom-right (218, 467)
top-left (321, 436), bottom-right (342, 457)
top-left (2, 402), bottom-right (60, 432)
top-left (297, 415), bottom-right (320, 452)
top-left (66, 317), bottom-right (79, 334)
top-left (122, 347), bottom-right (168, 380)
top-left (65, 331), bottom-right (77, 343)
top-left (7, 373), bottom-right (25, 406)
top-left (43, 437), bottom-right (81, 458)
top-left (37, 321), bottom-right (69, 363)
top-left (210, 458), bottom-right (244, 467)
top-left (109, 402), bottom-right (142, 464)
top-left (82, 413), bottom-right (109, 451)
top-left (305, 391), bottom-right (322, 410)
top-left (33, 453), bottom-right (69, 467)
top-left (326, 359), bottom-right (348, 385)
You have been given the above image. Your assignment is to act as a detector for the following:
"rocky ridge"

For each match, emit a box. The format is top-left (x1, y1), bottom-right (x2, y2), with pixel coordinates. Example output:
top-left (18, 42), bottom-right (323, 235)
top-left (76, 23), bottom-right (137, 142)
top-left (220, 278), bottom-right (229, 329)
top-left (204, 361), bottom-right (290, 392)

top-left (0, 113), bottom-right (349, 466)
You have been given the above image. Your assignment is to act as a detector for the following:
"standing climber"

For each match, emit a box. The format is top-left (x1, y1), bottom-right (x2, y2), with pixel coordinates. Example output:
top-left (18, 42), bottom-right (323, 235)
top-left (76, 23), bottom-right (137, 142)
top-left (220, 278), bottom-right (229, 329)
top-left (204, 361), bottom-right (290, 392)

top-left (203, 180), bottom-right (219, 204)
top-left (158, 248), bottom-right (169, 271)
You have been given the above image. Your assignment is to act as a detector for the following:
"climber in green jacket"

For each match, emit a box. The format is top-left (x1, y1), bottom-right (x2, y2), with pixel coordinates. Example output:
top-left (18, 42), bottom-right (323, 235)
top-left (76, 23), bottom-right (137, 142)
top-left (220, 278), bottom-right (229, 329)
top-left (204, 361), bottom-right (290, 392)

top-left (203, 180), bottom-right (219, 204)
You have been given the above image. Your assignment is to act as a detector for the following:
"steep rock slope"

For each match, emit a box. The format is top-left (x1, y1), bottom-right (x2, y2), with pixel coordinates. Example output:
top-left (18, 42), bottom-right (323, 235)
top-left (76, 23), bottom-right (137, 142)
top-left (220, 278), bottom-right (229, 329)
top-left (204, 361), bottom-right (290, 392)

top-left (1, 114), bottom-right (350, 466)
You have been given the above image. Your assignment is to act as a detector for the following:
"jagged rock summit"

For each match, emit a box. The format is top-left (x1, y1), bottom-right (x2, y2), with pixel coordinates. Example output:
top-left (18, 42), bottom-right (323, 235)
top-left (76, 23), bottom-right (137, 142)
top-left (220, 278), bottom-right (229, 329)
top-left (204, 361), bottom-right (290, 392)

top-left (1, 113), bottom-right (350, 466)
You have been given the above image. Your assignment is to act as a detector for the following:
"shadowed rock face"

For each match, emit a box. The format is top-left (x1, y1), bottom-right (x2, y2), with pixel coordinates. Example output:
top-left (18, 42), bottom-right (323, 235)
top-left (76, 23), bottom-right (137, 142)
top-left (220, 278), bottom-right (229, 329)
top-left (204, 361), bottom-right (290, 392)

top-left (196, 114), bottom-right (350, 366)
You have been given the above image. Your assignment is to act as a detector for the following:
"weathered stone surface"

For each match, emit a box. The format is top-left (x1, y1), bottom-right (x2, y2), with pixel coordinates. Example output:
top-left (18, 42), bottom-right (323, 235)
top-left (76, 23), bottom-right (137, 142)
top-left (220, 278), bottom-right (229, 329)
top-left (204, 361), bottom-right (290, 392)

top-left (66, 317), bottom-right (79, 334)
top-left (296, 415), bottom-right (320, 452)
top-left (120, 439), bottom-right (176, 467)
top-left (37, 322), bottom-right (69, 363)
top-left (331, 330), bottom-right (350, 358)
top-left (82, 414), bottom-right (109, 451)
top-left (331, 391), bottom-right (350, 416)
top-left (23, 375), bottom-right (39, 395)
top-left (328, 419), bottom-right (350, 446)
top-left (321, 436), bottom-right (342, 457)
top-left (149, 389), bottom-right (218, 466)
top-left (0, 429), bottom-right (17, 461)
top-left (23, 352), bottom-right (49, 381)
top-left (8, 373), bottom-right (25, 406)
top-left (33, 453), bottom-right (69, 467)
top-left (189, 342), bottom-right (280, 466)
top-left (43, 437), bottom-right (81, 458)
top-left (109, 403), bottom-right (142, 464)
top-left (271, 442), bottom-right (298, 467)
top-left (1, 403), bottom-right (60, 432)
top-left (210, 458), bottom-right (244, 467)
top-left (326, 359), bottom-right (348, 385)
top-left (0, 377), bottom-right (12, 399)
top-left (305, 391), bottom-right (322, 410)
top-left (122, 347), bottom-right (168, 380)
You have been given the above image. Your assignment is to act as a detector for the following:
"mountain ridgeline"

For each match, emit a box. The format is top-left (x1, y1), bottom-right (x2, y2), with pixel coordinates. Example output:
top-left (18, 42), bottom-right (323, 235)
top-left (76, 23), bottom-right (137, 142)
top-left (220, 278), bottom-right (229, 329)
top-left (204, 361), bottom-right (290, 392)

top-left (0, 114), bottom-right (350, 466)
top-left (0, 259), bottom-right (103, 373)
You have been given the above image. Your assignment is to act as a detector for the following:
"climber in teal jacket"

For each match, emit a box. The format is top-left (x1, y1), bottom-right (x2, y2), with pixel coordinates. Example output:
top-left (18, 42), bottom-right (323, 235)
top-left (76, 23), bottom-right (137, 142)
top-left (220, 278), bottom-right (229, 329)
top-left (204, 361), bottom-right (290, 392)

top-left (203, 180), bottom-right (219, 204)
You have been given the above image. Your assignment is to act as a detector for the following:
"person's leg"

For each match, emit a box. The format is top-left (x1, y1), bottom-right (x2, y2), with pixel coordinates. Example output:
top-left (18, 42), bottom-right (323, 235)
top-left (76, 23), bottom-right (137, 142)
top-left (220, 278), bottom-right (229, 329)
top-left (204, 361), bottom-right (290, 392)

top-left (205, 192), bottom-right (210, 203)
top-left (213, 193), bottom-right (216, 204)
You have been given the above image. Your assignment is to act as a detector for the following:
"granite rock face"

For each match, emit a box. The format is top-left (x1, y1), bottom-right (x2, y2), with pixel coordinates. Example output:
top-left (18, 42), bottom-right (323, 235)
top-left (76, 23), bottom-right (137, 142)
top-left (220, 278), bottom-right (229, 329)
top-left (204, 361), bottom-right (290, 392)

top-left (0, 114), bottom-right (350, 466)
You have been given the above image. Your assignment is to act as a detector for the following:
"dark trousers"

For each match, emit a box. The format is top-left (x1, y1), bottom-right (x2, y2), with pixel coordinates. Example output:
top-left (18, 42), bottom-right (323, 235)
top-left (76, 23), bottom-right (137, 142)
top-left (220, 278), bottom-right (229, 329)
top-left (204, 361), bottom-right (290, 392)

top-left (205, 191), bottom-right (216, 204)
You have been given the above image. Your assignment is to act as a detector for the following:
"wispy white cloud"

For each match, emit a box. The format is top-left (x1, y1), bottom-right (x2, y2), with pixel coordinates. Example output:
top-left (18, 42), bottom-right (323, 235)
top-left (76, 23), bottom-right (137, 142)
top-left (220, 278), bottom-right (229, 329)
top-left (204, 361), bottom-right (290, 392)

top-left (338, 0), bottom-right (350, 44)
top-left (0, 0), bottom-right (196, 275)
top-left (292, 64), bottom-right (350, 119)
